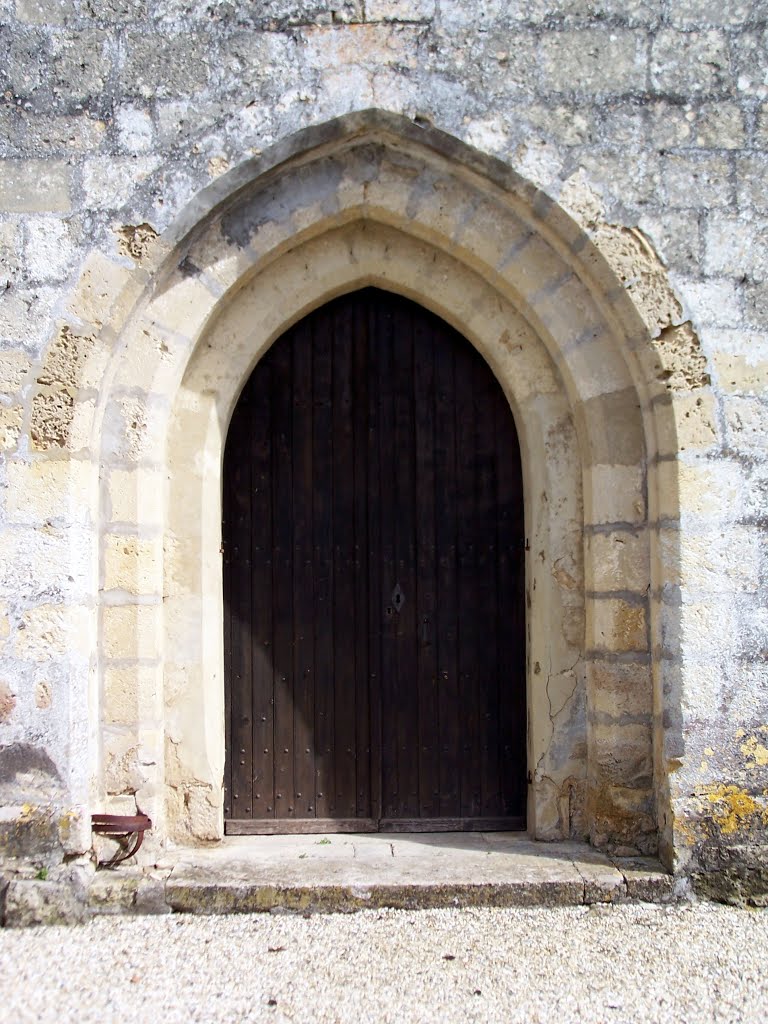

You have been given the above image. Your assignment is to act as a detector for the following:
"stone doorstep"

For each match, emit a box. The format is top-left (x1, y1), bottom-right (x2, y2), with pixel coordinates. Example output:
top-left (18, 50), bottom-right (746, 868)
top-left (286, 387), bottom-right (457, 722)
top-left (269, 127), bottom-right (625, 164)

top-left (3, 834), bottom-right (678, 925)
top-left (95, 834), bottom-right (677, 919)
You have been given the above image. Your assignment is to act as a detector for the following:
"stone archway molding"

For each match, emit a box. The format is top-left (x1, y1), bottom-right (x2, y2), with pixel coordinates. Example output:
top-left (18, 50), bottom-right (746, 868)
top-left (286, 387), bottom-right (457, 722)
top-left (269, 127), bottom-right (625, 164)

top-left (41, 110), bottom-right (688, 863)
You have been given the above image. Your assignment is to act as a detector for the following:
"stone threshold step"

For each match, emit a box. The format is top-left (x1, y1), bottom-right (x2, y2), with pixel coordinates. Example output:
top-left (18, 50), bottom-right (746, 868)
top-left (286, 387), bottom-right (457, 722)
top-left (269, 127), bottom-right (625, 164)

top-left (3, 835), bottom-right (679, 925)
top-left (109, 834), bottom-right (678, 917)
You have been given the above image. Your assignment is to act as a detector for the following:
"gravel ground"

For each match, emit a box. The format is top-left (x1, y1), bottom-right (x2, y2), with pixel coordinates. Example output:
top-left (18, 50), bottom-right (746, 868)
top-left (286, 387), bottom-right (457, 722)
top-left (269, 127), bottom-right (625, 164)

top-left (1, 903), bottom-right (766, 1023)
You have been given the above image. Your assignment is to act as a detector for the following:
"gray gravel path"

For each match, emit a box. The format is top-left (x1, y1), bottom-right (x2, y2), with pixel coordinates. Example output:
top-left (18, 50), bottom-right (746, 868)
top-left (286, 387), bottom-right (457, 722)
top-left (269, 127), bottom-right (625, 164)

top-left (1, 903), bottom-right (766, 1023)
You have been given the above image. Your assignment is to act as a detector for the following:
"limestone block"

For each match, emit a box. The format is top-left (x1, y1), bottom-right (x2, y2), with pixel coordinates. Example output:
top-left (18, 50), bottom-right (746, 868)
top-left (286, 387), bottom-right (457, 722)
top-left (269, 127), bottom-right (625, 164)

top-left (694, 103), bottom-right (747, 149)
top-left (16, 604), bottom-right (93, 662)
top-left (50, 29), bottom-right (114, 106)
top-left (585, 465), bottom-right (645, 526)
top-left (0, 679), bottom-right (17, 723)
top-left (662, 153), bottom-right (734, 209)
top-left (655, 391), bottom-right (719, 454)
top-left (662, 526), bottom-right (761, 593)
top-left (104, 732), bottom-right (144, 795)
top-left (589, 598), bottom-right (647, 653)
top-left (103, 533), bottom-right (162, 594)
top-left (65, 250), bottom-right (140, 330)
top-left (670, 0), bottom-right (761, 28)
top-left (0, 220), bottom-right (21, 282)
top-left (591, 725), bottom-right (654, 787)
top-left (745, 280), bottom-right (768, 328)
top-left (30, 392), bottom-right (96, 452)
top-left (146, 270), bottom-right (217, 338)
top-left (0, 160), bottom-right (72, 213)
top-left (4, 458), bottom-right (97, 527)
top-left (107, 467), bottom-right (165, 526)
top-left (115, 105), bottom-right (154, 153)
top-left (24, 216), bottom-right (77, 283)
top-left (0, 405), bottom-right (22, 450)
top-left (104, 663), bottom-right (161, 725)
top-left (714, 351), bottom-right (768, 394)
top-left (12, 111), bottom-right (107, 153)
top-left (650, 30), bottom-right (732, 95)
top-left (0, 350), bottom-right (31, 394)
top-left (540, 30), bottom-right (647, 95)
top-left (653, 456), bottom-right (742, 524)
top-left (16, 0), bottom-right (147, 23)
top-left (588, 662), bottom-right (653, 720)
top-left (736, 155), bottom-right (768, 211)
top-left (102, 603), bottom-right (160, 660)
top-left (119, 30), bottom-right (211, 99)
top-left (0, 25), bottom-right (49, 105)
top-left (101, 392), bottom-right (168, 463)
top-left (3, 879), bottom-right (86, 927)
top-left (586, 530), bottom-right (649, 593)
top-left (115, 221), bottom-right (159, 263)
top-left (582, 389), bottom-right (644, 466)
top-left (36, 323), bottom-right (108, 392)
top-left (302, 23), bottom-right (420, 70)
top-left (81, 155), bottom-right (160, 211)
top-left (0, 286), bottom-right (59, 353)
top-left (652, 321), bottom-right (711, 391)
top-left (723, 395), bottom-right (768, 454)
top-left (367, 0), bottom-right (435, 19)
top-left (705, 213), bottom-right (768, 280)
top-left (678, 277), bottom-right (741, 328)
top-left (660, 595), bottom-right (739, 663)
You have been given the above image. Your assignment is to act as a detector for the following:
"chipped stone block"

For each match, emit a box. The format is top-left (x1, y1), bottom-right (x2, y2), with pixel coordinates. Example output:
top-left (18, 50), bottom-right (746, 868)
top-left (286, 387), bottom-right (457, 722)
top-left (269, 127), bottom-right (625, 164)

top-left (3, 879), bottom-right (86, 926)
top-left (115, 221), bottom-right (158, 262)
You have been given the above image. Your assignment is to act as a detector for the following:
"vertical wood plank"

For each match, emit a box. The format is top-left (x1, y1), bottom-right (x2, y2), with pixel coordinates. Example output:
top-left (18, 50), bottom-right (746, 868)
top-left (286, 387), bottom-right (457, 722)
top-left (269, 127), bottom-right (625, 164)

top-left (332, 300), bottom-right (357, 818)
top-left (229, 438), bottom-right (253, 819)
top-left (377, 298), bottom-right (398, 819)
top-left (414, 313), bottom-right (439, 818)
top-left (496, 383), bottom-right (526, 818)
top-left (249, 364), bottom-right (275, 820)
top-left (393, 298), bottom-right (419, 818)
top-left (367, 296), bottom-right (384, 822)
top-left (312, 307), bottom-right (334, 819)
top-left (455, 342), bottom-right (481, 818)
top-left (433, 335), bottom-right (460, 818)
top-left (292, 321), bottom-right (315, 818)
top-left (352, 293), bottom-right (372, 819)
top-left (474, 354), bottom-right (501, 817)
top-left (271, 336), bottom-right (294, 819)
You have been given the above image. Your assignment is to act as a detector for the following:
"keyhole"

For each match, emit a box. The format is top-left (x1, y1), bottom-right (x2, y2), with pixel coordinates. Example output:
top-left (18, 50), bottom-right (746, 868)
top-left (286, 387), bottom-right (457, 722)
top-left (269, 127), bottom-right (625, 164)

top-left (392, 584), bottom-right (404, 613)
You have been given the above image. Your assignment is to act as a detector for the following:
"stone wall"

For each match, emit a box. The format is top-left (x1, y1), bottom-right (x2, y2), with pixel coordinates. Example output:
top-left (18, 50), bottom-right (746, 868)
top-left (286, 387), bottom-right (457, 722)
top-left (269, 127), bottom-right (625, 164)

top-left (0, 1), bottom-right (767, 899)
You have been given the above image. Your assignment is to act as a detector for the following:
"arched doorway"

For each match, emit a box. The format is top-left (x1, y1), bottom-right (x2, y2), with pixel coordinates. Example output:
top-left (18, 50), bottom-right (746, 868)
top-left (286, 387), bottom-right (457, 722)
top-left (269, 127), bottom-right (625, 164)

top-left (222, 288), bottom-right (526, 834)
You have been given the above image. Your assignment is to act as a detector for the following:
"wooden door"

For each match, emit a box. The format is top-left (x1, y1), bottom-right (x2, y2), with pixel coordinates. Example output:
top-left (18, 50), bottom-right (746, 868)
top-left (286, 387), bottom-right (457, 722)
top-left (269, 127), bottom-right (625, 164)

top-left (223, 288), bottom-right (526, 834)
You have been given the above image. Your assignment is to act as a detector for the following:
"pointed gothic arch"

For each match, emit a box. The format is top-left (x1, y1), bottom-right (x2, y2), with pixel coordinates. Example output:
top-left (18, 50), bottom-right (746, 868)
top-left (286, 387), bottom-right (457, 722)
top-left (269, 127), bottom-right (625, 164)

top-left (77, 110), bottom-right (683, 860)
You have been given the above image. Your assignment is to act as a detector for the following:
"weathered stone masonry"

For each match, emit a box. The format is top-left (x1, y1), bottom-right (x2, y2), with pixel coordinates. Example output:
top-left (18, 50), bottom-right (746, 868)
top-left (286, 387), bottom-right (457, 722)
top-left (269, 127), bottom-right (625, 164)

top-left (1, 1), bottom-right (767, 907)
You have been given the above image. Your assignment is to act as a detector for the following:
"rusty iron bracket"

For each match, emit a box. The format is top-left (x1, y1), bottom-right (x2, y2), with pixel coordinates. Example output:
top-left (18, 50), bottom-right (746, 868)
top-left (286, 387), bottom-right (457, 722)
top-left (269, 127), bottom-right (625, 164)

top-left (91, 813), bottom-right (152, 868)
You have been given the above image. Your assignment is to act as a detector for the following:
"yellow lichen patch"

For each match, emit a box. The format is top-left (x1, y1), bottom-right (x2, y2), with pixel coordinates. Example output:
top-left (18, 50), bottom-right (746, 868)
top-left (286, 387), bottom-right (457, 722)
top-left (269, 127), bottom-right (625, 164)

top-left (704, 784), bottom-right (767, 835)
top-left (740, 733), bottom-right (768, 768)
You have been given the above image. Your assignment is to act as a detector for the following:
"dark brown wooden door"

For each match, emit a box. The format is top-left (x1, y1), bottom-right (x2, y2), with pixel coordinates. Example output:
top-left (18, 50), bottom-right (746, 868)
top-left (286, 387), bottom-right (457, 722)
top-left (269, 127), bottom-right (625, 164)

top-left (223, 288), bottom-right (525, 834)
